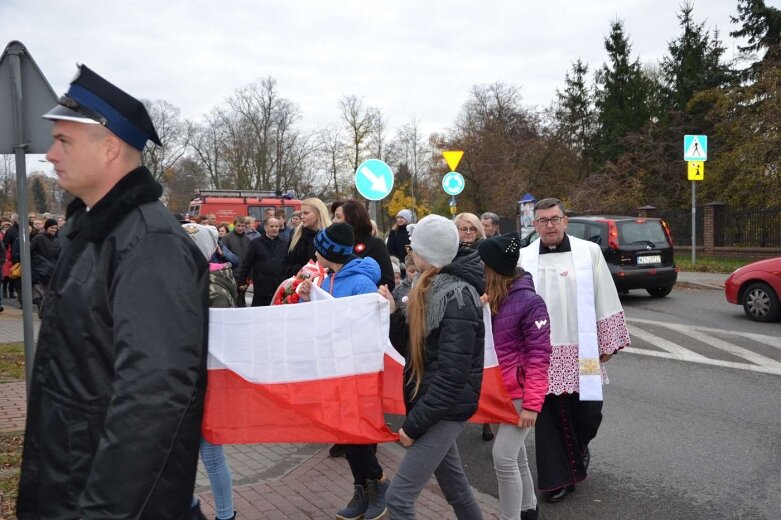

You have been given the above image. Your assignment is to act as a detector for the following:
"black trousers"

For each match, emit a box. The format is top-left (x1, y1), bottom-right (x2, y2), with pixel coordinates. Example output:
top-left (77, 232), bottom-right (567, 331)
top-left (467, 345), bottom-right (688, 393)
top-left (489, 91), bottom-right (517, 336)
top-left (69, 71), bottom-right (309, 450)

top-left (344, 444), bottom-right (383, 486)
top-left (535, 393), bottom-right (603, 491)
top-left (250, 293), bottom-right (272, 307)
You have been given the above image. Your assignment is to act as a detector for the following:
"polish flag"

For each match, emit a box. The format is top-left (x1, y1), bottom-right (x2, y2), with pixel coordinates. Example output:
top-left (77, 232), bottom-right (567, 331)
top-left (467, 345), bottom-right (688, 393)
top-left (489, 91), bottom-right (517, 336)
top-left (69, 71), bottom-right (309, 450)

top-left (380, 306), bottom-right (520, 426)
top-left (202, 289), bottom-right (518, 445)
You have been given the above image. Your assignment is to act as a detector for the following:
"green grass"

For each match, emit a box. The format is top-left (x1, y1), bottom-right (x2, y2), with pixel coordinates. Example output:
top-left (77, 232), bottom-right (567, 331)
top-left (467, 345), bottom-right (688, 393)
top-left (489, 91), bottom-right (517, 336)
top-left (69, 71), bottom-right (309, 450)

top-left (675, 256), bottom-right (754, 274)
top-left (0, 434), bottom-right (23, 518)
top-left (0, 343), bottom-right (25, 381)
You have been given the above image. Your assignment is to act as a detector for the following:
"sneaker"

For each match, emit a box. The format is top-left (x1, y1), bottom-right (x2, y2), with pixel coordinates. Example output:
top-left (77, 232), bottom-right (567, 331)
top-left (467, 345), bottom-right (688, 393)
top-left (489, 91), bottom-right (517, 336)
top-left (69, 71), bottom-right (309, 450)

top-left (364, 477), bottom-right (389, 520)
top-left (336, 484), bottom-right (368, 520)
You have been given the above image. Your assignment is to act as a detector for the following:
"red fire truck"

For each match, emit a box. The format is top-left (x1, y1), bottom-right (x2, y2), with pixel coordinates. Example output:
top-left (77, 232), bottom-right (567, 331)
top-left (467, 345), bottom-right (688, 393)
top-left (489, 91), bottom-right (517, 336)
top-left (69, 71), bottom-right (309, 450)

top-left (187, 190), bottom-right (302, 224)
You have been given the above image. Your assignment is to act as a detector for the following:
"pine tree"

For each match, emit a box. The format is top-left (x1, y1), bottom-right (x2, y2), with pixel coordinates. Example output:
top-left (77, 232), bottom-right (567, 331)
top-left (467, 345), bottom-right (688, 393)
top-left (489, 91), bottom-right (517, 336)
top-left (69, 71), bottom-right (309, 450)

top-left (731, 0), bottom-right (781, 79)
top-left (30, 177), bottom-right (48, 213)
top-left (593, 20), bottom-right (652, 164)
top-left (662, 1), bottom-right (733, 113)
top-left (555, 58), bottom-right (595, 174)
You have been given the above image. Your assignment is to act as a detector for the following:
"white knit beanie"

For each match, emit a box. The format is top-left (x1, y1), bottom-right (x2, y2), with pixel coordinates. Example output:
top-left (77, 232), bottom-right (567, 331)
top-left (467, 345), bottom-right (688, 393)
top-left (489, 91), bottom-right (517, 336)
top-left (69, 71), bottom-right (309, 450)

top-left (409, 215), bottom-right (459, 268)
top-left (396, 209), bottom-right (414, 223)
top-left (182, 223), bottom-right (219, 261)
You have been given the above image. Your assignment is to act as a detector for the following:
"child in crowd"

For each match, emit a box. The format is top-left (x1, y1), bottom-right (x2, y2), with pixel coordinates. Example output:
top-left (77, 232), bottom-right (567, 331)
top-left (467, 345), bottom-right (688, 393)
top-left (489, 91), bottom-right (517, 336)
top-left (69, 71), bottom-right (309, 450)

top-left (183, 223), bottom-right (238, 520)
top-left (298, 222), bottom-right (389, 520)
top-left (379, 215), bottom-right (486, 519)
top-left (392, 253), bottom-right (418, 309)
top-left (478, 233), bottom-right (552, 520)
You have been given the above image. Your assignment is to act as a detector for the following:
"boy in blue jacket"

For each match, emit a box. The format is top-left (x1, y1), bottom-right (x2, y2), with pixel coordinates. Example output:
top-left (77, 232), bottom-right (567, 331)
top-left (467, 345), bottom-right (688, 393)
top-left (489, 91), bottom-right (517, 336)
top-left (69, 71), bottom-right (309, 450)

top-left (298, 222), bottom-right (389, 520)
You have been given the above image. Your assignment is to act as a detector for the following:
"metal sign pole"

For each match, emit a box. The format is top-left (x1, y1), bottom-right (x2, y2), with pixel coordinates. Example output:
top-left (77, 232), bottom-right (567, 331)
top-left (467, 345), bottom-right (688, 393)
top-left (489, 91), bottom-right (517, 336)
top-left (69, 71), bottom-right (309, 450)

top-left (691, 181), bottom-right (696, 265)
top-left (9, 49), bottom-right (36, 392)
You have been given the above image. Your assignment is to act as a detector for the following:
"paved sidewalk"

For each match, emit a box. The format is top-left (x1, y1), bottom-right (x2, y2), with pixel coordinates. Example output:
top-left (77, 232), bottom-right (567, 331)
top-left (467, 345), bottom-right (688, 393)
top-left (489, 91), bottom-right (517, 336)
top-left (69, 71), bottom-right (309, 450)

top-left (1, 385), bottom-right (501, 519)
top-left (675, 271), bottom-right (729, 290)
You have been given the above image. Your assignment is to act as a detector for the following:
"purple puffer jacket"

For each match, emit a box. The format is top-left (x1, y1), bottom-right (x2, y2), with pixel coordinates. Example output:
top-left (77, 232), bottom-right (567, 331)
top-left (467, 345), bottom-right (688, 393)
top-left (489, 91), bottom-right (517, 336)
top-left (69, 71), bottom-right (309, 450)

top-left (491, 272), bottom-right (552, 412)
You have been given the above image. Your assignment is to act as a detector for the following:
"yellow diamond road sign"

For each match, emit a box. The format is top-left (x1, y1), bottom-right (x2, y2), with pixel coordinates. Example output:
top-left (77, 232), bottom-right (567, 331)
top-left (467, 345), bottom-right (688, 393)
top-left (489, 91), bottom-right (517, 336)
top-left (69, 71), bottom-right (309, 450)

top-left (688, 161), bottom-right (704, 181)
top-left (442, 150), bottom-right (464, 171)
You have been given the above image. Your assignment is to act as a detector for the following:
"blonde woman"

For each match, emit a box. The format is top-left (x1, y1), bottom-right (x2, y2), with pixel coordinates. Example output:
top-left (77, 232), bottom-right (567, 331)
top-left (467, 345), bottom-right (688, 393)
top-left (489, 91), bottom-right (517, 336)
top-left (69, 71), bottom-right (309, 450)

top-left (380, 215), bottom-right (486, 520)
top-left (284, 198), bottom-right (331, 277)
top-left (454, 212), bottom-right (486, 249)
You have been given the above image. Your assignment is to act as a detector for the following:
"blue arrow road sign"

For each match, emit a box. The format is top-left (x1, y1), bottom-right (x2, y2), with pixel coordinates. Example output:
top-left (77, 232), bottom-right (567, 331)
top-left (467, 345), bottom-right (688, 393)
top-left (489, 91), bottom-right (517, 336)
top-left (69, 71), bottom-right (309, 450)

top-left (442, 171), bottom-right (465, 196)
top-left (355, 159), bottom-right (394, 201)
top-left (684, 135), bottom-right (707, 161)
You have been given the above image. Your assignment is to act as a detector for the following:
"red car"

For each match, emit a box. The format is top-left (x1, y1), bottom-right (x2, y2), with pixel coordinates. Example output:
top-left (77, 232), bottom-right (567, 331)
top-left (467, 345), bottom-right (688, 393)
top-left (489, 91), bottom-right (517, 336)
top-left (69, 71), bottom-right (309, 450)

top-left (724, 257), bottom-right (781, 322)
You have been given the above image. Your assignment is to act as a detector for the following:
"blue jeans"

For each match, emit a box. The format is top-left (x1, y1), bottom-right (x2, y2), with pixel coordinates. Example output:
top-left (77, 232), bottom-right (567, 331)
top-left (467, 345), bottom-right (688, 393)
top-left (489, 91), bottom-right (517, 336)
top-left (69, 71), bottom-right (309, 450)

top-left (198, 437), bottom-right (234, 519)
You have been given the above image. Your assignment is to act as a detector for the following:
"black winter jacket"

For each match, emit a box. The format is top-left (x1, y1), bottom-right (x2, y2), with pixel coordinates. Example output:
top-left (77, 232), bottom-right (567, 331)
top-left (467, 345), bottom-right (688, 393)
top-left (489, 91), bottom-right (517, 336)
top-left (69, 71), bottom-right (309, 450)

top-left (17, 167), bottom-right (209, 520)
top-left (354, 233), bottom-right (395, 291)
top-left (222, 230), bottom-right (251, 280)
top-left (237, 234), bottom-right (289, 298)
top-left (386, 225), bottom-right (410, 262)
top-left (389, 249), bottom-right (486, 440)
top-left (284, 226), bottom-right (318, 277)
top-left (30, 231), bottom-right (61, 264)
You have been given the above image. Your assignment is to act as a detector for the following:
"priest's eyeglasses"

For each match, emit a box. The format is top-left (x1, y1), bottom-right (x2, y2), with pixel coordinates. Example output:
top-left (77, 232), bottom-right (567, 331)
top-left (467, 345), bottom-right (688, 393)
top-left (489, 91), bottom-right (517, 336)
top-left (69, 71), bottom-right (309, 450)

top-left (535, 216), bottom-right (564, 226)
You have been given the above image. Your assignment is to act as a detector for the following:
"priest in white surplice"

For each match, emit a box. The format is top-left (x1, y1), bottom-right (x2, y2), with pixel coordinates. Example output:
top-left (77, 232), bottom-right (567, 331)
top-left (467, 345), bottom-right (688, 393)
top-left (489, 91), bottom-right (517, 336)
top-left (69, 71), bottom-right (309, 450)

top-left (519, 198), bottom-right (630, 503)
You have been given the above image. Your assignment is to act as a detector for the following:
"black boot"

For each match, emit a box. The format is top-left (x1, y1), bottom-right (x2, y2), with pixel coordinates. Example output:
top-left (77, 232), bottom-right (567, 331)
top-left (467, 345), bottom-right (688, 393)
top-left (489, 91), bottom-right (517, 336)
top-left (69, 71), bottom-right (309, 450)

top-left (521, 505), bottom-right (539, 520)
top-left (191, 501), bottom-right (207, 520)
top-left (482, 423), bottom-right (494, 441)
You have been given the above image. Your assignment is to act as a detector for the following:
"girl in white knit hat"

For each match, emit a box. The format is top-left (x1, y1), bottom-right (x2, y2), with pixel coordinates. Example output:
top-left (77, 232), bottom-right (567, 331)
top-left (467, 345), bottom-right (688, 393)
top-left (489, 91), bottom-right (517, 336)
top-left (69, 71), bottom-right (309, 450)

top-left (380, 214), bottom-right (486, 519)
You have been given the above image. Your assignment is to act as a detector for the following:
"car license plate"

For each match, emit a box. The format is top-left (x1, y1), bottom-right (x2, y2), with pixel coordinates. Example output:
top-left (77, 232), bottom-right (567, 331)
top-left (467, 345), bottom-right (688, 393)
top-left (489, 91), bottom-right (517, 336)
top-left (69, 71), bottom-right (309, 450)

top-left (637, 255), bottom-right (661, 264)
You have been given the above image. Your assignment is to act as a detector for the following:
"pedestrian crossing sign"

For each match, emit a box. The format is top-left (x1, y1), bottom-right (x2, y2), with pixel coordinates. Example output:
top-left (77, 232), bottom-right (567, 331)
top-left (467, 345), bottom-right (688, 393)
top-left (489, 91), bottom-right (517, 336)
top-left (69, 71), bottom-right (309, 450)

top-left (688, 161), bottom-right (704, 181)
top-left (684, 135), bottom-right (707, 161)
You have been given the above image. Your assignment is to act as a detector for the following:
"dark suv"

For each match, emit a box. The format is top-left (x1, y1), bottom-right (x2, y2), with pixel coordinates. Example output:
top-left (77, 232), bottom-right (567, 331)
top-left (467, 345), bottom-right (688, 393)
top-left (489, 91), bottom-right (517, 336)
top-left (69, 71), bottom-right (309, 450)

top-left (522, 216), bottom-right (678, 297)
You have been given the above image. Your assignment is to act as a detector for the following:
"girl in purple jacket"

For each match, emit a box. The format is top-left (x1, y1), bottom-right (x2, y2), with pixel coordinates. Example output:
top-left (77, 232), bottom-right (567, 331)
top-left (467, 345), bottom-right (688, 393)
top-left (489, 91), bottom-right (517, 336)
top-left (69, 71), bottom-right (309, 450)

top-left (478, 233), bottom-right (552, 520)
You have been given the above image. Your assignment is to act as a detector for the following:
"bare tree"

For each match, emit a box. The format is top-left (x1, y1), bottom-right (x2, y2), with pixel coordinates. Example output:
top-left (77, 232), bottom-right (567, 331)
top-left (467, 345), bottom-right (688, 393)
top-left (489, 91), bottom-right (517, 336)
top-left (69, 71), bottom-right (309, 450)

top-left (162, 157), bottom-right (208, 213)
top-left (339, 95), bottom-right (378, 196)
top-left (188, 110), bottom-right (226, 189)
top-left (316, 125), bottom-right (347, 199)
top-left (142, 100), bottom-right (188, 182)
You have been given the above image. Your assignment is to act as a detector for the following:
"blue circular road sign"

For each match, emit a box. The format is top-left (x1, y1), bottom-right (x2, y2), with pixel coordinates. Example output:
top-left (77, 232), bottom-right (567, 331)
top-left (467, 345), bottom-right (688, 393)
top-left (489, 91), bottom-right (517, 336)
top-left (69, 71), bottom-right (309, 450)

top-left (355, 159), bottom-right (394, 201)
top-left (442, 171), bottom-right (465, 196)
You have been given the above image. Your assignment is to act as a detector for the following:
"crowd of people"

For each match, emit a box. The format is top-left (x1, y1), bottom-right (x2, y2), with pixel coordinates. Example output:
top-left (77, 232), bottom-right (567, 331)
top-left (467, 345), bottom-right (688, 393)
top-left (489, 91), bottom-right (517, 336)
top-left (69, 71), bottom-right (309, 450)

top-left (16, 64), bottom-right (631, 520)
top-left (0, 212), bottom-right (65, 314)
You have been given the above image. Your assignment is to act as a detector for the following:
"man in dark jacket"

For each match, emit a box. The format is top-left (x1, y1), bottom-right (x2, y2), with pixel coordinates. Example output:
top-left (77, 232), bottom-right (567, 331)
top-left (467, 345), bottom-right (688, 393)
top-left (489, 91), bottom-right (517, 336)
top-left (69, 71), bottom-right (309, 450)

top-left (222, 217), bottom-right (251, 306)
top-left (237, 216), bottom-right (289, 306)
top-left (17, 65), bottom-right (209, 520)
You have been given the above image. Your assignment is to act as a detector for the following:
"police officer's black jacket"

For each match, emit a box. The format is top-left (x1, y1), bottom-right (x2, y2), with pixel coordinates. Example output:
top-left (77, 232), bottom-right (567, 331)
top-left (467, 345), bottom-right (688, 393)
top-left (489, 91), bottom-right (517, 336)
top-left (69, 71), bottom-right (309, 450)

top-left (388, 249), bottom-right (485, 440)
top-left (17, 167), bottom-right (209, 520)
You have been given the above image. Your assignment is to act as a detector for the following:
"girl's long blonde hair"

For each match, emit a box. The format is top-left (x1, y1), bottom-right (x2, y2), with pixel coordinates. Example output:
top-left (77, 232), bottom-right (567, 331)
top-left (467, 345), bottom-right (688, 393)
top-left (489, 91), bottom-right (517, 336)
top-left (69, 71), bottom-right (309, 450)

top-left (483, 265), bottom-right (522, 316)
top-left (289, 198), bottom-right (332, 252)
top-left (405, 265), bottom-right (441, 398)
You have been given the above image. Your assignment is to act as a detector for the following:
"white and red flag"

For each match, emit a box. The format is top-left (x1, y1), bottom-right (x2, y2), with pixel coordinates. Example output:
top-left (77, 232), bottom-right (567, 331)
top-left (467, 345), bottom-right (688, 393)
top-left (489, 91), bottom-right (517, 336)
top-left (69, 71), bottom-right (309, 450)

top-left (202, 287), bottom-right (518, 445)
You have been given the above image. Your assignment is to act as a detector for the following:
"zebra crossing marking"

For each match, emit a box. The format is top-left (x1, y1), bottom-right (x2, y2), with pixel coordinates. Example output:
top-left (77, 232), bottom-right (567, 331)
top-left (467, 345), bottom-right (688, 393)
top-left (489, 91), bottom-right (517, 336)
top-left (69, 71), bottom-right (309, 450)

top-left (624, 318), bottom-right (781, 376)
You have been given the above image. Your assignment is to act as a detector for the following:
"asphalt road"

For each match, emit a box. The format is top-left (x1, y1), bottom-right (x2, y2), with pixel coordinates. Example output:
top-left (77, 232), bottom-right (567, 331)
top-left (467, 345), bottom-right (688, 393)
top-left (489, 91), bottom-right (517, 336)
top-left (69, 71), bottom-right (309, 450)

top-left (392, 284), bottom-right (781, 520)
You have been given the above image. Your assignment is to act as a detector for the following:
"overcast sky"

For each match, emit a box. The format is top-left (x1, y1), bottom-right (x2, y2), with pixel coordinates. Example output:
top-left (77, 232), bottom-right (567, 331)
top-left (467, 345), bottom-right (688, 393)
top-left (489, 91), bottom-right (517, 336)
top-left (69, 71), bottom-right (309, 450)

top-left (2, 0), bottom-right (746, 172)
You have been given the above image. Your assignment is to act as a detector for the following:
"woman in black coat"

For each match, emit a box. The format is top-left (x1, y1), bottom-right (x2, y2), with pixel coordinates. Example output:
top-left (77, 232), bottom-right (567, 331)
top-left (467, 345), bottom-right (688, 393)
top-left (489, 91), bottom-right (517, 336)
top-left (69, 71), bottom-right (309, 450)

top-left (283, 198), bottom-right (331, 277)
top-left (333, 199), bottom-right (395, 291)
top-left (386, 209), bottom-right (413, 263)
